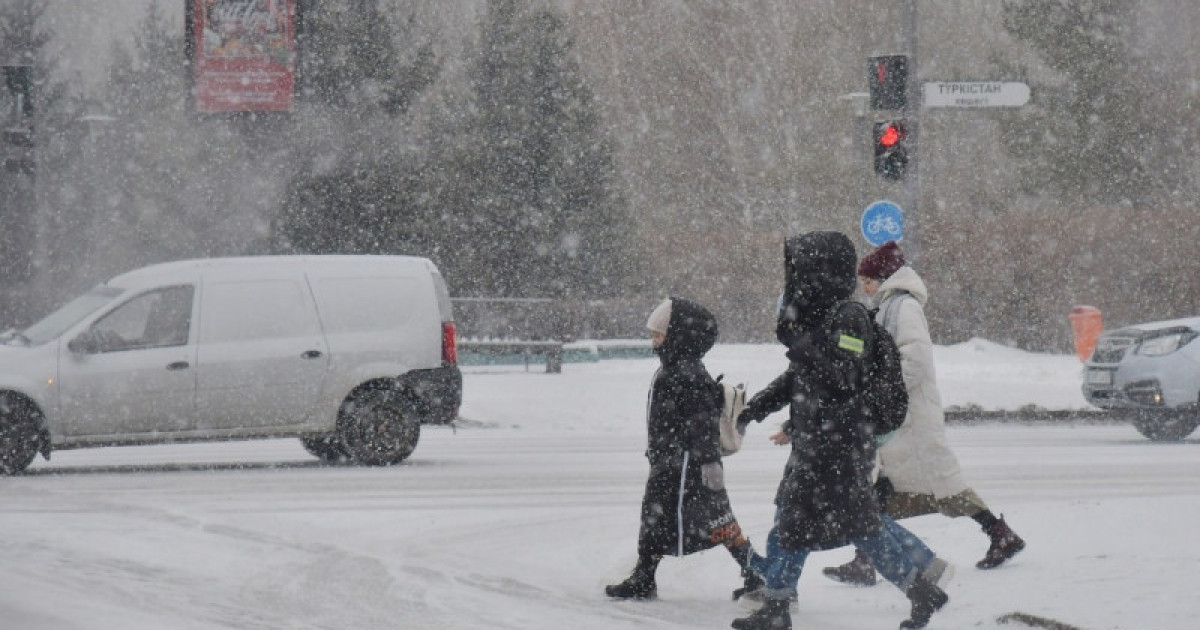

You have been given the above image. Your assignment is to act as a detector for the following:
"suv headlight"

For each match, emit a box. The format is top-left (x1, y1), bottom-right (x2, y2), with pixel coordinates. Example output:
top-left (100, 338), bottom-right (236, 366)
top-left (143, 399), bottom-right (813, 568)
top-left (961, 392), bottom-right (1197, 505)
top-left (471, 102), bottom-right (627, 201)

top-left (1137, 331), bottom-right (1197, 356)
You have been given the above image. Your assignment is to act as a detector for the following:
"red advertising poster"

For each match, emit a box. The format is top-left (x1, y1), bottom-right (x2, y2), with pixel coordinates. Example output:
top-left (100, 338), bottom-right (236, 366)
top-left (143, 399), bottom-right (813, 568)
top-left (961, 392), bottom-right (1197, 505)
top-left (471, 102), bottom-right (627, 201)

top-left (192, 0), bottom-right (296, 113)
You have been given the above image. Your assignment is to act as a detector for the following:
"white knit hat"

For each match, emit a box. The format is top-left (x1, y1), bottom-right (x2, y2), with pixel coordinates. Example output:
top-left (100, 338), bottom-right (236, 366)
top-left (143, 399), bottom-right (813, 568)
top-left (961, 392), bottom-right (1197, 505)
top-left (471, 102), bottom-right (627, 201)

top-left (646, 299), bottom-right (672, 335)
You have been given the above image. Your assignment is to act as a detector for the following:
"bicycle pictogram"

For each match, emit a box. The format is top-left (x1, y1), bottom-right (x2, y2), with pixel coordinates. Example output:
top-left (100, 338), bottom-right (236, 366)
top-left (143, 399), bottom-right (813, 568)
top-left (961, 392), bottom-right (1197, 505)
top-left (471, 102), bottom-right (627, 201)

top-left (866, 215), bottom-right (900, 236)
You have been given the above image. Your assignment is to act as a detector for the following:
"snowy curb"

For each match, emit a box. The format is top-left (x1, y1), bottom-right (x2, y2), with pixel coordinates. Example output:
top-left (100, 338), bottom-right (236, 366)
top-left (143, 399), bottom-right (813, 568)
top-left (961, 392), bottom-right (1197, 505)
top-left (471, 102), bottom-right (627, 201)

top-left (945, 408), bottom-right (1126, 424)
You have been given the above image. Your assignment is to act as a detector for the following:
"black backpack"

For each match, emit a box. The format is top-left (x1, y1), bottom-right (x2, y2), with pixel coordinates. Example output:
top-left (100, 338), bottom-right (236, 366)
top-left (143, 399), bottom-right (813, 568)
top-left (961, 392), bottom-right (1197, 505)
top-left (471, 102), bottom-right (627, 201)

top-left (829, 300), bottom-right (908, 436)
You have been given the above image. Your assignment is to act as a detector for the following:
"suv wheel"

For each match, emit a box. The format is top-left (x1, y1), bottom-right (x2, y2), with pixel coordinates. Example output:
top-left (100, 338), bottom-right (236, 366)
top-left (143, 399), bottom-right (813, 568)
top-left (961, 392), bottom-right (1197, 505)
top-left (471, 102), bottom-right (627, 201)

top-left (1131, 410), bottom-right (1200, 442)
top-left (0, 394), bottom-right (41, 475)
top-left (339, 387), bottom-right (421, 466)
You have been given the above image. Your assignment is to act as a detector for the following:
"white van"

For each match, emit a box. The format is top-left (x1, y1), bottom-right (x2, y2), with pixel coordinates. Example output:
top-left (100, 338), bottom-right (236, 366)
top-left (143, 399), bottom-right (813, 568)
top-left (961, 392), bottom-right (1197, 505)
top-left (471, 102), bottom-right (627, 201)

top-left (0, 255), bottom-right (461, 474)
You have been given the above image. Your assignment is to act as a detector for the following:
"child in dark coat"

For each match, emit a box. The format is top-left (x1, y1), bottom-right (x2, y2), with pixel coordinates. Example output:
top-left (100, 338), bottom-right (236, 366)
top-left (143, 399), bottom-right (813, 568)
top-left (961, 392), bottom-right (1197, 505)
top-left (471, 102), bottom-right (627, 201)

top-left (605, 297), bottom-right (762, 601)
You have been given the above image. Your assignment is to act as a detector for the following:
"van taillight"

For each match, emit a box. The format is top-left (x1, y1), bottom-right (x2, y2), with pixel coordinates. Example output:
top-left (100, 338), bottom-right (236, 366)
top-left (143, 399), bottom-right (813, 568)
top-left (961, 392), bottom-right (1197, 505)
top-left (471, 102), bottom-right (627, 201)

top-left (442, 322), bottom-right (457, 365)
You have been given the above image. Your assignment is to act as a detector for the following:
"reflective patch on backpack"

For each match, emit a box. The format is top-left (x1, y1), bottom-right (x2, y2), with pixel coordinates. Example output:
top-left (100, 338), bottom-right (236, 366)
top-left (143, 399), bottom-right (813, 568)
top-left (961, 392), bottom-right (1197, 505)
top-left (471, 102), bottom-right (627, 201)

top-left (838, 334), bottom-right (865, 354)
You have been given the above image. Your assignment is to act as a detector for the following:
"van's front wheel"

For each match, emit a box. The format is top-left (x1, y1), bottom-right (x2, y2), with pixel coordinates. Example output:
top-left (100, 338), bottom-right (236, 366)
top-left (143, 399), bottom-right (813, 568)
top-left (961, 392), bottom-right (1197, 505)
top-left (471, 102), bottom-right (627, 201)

top-left (0, 395), bottom-right (41, 475)
top-left (339, 387), bottom-right (421, 465)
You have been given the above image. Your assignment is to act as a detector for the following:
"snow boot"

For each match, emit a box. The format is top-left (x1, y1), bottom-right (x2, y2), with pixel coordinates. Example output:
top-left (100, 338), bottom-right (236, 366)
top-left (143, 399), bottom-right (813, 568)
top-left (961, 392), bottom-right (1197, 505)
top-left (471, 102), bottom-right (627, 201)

top-left (727, 543), bottom-right (764, 601)
top-left (821, 548), bottom-right (877, 586)
top-left (735, 586), bottom-right (798, 606)
top-left (605, 554), bottom-right (659, 600)
top-left (976, 516), bottom-right (1025, 569)
top-left (732, 566), bottom-right (765, 601)
top-left (900, 575), bottom-right (949, 629)
top-left (731, 597), bottom-right (792, 630)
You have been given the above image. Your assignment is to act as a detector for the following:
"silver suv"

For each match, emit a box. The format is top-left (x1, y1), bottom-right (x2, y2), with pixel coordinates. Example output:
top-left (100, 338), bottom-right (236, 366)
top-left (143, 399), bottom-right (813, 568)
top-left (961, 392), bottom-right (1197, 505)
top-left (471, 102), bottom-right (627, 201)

top-left (1082, 316), bottom-right (1200, 441)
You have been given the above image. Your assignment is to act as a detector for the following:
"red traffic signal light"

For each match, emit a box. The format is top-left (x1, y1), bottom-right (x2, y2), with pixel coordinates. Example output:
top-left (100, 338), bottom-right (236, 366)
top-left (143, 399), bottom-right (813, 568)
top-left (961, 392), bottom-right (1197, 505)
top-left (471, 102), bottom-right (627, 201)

top-left (878, 123), bottom-right (902, 148)
top-left (873, 120), bottom-right (908, 180)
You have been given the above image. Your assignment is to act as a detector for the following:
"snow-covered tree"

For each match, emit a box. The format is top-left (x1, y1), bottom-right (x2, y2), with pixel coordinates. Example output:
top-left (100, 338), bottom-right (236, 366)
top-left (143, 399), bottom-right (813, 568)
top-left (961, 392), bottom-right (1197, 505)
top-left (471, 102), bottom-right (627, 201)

top-left (0, 0), bottom-right (82, 323)
top-left (67, 4), bottom-right (260, 276)
top-left (275, 0), bottom-right (441, 258)
top-left (999, 0), bottom-right (1169, 207)
top-left (433, 0), bottom-right (632, 300)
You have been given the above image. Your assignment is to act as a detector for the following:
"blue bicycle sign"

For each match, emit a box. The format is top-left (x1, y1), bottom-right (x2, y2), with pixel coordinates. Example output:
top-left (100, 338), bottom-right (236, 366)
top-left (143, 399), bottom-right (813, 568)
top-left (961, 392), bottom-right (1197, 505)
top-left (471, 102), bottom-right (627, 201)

top-left (861, 200), bottom-right (904, 246)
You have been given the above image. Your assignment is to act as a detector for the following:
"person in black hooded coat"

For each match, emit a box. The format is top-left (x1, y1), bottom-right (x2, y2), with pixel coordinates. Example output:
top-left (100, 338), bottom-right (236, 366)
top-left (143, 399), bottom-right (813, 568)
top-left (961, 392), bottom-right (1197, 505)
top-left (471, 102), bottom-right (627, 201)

top-left (731, 232), bottom-right (949, 630)
top-left (605, 297), bottom-right (762, 602)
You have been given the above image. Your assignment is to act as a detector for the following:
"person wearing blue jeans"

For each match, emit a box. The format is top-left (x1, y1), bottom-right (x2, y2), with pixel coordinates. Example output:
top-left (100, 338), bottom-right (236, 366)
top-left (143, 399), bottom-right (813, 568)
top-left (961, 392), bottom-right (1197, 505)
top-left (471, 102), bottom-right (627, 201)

top-left (732, 231), bottom-right (949, 630)
top-left (743, 427), bottom-right (954, 596)
top-left (747, 508), bottom-right (945, 603)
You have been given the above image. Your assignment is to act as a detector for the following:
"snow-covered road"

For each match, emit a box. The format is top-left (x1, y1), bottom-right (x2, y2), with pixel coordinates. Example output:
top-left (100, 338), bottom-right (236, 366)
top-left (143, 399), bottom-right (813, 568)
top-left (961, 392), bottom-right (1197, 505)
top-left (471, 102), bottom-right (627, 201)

top-left (3, 421), bottom-right (1197, 630)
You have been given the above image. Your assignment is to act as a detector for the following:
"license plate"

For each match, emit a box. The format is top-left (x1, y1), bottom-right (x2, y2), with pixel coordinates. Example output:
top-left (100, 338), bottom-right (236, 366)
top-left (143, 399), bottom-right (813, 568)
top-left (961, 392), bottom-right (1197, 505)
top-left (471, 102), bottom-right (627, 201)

top-left (1087, 369), bottom-right (1113, 385)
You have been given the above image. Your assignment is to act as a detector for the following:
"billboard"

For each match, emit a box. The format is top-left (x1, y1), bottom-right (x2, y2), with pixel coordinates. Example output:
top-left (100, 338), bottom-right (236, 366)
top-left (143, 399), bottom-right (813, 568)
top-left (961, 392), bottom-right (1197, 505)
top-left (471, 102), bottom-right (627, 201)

top-left (189, 0), bottom-right (297, 113)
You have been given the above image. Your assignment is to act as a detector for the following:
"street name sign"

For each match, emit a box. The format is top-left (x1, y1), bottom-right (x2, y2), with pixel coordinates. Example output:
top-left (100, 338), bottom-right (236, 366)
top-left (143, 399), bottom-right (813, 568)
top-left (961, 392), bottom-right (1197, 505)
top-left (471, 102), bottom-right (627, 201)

top-left (923, 82), bottom-right (1030, 108)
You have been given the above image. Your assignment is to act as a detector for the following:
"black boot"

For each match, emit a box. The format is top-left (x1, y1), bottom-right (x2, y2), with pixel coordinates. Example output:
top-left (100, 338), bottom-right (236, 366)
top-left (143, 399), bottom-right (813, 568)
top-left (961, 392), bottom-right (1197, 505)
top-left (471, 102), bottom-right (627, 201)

top-left (605, 554), bottom-right (659, 600)
top-left (821, 548), bottom-right (877, 586)
top-left (901, 575), bottom-right (949, 629)
top-left (731, 597), bottom-right (791, 630)
top-left (732, 566), bottom-right (764, 601)
top-left (977, 516), bottom-right (1025, 569)
top-left (727, 542), bottom-right (764, 601)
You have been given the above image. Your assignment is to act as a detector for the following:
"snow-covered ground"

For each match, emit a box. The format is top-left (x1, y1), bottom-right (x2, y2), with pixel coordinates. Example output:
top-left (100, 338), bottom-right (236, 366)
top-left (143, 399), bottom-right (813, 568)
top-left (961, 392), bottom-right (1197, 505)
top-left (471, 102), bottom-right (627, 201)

top-left (3, 340), bottom-right (1197, 630)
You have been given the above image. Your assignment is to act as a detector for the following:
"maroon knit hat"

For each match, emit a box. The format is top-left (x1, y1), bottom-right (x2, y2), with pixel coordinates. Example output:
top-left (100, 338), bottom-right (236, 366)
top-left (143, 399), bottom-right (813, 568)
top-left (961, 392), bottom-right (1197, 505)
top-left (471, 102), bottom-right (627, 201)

top-left (857, 241), bottom-right (905, 280)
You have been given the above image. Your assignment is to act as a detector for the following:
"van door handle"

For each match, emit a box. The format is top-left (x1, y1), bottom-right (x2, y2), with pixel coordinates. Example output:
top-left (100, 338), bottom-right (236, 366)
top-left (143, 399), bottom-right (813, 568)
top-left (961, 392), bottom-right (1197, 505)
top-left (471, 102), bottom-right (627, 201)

top-left (301, 350), bottom-right (323, 359)
top-left (166, 361), bottom-right (190, 371)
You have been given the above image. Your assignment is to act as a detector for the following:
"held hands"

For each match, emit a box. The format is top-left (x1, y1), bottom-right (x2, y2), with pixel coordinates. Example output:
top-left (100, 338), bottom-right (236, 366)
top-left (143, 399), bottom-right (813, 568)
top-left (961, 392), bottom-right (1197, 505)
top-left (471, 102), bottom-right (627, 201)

top-left (700, 462), bottom-right (725, 491)
top-left (735, 410), bottom-right (753, 431)
top-left (770, 430), bottom-right (791, 446)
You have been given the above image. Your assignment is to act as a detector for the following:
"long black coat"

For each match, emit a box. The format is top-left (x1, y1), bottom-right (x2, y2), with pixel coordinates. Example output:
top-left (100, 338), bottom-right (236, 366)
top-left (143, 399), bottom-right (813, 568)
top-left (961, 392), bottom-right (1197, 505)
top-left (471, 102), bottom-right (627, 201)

top-left (637, 298), bottom-right (739, 557)
top-left (741, 232), bottom-right (883, 551)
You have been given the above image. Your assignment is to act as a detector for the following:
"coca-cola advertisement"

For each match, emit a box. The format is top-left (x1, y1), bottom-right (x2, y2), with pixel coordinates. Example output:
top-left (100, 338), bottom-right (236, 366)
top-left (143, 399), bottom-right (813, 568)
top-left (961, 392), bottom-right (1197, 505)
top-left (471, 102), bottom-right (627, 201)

top-left (190, 0), bottom-right (296, 113)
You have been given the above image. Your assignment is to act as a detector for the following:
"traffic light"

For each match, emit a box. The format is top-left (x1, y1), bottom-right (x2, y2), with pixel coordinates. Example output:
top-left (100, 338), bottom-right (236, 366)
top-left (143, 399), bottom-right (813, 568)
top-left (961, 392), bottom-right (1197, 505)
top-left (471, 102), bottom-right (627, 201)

top-left (868, 55), bottom-right (908, 110)
top-left (873, 120), bottom-right (908, 180)
top-left (3, 65), bottom-right (33, 118)
top-left (2, 65), bottom-right (34, 175)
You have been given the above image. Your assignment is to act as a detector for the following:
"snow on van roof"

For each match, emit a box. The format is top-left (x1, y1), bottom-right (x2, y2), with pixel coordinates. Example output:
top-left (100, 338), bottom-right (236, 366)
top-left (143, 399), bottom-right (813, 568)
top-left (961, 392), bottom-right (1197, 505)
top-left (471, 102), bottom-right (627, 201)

top-left (105, 255), bottom-right (434, 285)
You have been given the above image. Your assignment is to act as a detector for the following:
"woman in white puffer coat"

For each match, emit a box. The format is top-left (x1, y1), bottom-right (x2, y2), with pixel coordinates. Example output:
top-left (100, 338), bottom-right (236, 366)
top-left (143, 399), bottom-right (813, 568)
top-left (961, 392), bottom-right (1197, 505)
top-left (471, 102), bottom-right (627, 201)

top-left (821, 241), bottom-right (1026, 587)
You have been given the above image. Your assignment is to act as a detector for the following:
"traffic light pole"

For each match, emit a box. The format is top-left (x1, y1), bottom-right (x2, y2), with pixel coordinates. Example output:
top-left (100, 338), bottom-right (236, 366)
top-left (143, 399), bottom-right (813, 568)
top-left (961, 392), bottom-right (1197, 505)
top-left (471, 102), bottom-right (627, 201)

top-left (1, 64), bottom-right (36, 285)
top-left (901, 0), bottom-right (921, 263)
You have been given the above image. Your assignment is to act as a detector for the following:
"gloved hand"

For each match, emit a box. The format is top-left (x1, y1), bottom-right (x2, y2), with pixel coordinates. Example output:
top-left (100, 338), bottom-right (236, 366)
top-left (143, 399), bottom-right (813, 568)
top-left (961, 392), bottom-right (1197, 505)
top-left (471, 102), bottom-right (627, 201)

top-left (874, 476), bottom-right (895, 505)
top-left (701, 462), bottom-right (725, 491)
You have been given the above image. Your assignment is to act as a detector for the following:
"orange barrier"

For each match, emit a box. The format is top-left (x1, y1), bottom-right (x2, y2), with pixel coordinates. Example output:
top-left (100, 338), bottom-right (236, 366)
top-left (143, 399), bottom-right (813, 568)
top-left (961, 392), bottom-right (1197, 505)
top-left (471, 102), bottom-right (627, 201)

top-left (1069, 305), bottom-right (1103, 362)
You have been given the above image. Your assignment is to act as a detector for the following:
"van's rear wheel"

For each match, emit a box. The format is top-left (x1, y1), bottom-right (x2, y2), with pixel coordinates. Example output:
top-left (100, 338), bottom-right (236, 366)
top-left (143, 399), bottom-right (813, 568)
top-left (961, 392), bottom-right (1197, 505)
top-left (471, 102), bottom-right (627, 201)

top-left (300, 435), bottom-right (349, 463)
top-left (0, 395), bottom-right (41, 475)
top-left (339, 387), bottom-right (421, 465)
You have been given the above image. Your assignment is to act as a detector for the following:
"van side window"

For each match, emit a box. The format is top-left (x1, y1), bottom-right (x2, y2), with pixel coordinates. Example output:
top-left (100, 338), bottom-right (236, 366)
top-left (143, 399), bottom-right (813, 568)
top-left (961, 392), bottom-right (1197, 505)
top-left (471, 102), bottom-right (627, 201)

top-left (90, 285), bottom-right (194, 351)
top-left (200, 279), bottom-right (320, 343)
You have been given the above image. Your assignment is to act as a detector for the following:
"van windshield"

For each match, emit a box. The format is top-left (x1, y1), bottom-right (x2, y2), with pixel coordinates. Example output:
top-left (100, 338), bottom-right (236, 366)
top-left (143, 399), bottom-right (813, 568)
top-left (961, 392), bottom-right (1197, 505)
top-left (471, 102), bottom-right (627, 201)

top-left (11, 287), bottom-right (124, 347)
